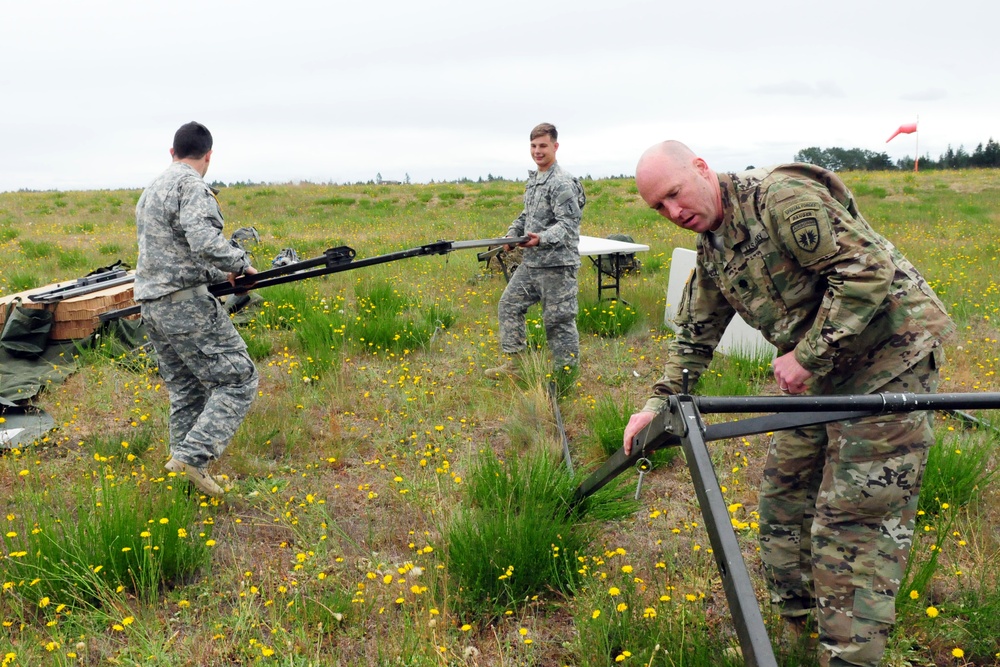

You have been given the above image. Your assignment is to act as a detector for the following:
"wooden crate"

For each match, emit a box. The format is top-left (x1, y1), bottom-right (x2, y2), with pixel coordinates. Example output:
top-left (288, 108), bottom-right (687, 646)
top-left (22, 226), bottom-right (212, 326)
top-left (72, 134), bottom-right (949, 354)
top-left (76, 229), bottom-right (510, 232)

top-left (0, 274), bottom-right (138, 341)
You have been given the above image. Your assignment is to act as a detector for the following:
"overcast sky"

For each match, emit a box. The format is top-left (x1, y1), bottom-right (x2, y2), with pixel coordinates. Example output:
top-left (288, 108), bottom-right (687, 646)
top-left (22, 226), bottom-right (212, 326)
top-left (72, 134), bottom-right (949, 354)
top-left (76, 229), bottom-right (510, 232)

top-left (2, 0), bottom-right (996, 193)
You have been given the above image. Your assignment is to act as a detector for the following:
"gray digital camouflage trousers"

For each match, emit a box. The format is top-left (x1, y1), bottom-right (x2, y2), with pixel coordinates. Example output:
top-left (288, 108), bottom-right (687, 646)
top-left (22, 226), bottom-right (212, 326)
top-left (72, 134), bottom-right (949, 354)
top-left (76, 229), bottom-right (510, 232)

top-left (142, 295), bottom-right (258, 468)
top-left (758, 353), bottom-right (938, 667)
top-left (497, 265), bottom-right (579, 368)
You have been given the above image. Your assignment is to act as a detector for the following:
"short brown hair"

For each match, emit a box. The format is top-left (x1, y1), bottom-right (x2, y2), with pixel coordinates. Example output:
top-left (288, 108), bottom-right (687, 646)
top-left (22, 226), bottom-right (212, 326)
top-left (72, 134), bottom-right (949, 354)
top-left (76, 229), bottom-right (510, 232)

top-left (530, 123), bottom-right (557, 141)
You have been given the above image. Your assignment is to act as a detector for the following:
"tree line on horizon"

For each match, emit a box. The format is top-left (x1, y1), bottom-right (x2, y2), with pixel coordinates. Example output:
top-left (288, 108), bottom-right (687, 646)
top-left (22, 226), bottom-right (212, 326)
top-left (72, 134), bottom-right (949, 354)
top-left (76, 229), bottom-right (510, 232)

top-left (794, 137), bottom-right (1000, 171)
top-left (206, 137), bottom-right (999, 190)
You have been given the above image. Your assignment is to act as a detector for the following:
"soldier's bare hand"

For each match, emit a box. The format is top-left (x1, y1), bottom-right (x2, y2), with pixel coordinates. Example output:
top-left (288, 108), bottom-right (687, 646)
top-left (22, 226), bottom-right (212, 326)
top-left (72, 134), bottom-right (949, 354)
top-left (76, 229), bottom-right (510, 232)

top-left (623, 411), bottom-right (655, 455)
top-left (772, 351), bottom-right (812, 394)
top-left (520, 232), bottom-right (540, 248)
top-left (230, 266), bottom-right (258, 294)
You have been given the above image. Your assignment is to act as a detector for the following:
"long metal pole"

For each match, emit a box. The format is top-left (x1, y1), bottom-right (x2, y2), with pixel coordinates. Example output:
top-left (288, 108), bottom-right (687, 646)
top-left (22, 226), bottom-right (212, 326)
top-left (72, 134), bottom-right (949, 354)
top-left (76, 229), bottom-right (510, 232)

top-left (99, 236), bottom-right (529, 322)
top-left (695, 392), bottom-right (1000, 413)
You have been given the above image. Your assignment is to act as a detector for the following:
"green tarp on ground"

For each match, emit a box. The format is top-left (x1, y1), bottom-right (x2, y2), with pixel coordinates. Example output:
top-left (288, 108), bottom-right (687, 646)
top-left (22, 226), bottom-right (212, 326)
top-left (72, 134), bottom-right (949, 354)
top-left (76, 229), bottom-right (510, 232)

top-left (0, 318), bottom-right (149, 406)
top-left (0, 341), bottom-right (78, 407)
top-left (0, 304), bottom-right (254, 448)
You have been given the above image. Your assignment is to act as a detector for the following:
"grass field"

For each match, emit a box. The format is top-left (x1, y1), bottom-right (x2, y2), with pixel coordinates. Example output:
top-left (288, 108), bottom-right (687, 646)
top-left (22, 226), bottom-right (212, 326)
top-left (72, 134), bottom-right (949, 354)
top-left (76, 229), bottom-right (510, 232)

top-left (1, 169), bottom-right (999, 666)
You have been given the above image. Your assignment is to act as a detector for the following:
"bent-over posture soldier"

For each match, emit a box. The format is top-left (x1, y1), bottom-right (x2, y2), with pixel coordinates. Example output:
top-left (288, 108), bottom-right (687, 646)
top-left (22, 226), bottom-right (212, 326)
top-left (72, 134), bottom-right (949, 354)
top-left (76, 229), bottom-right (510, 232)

top-left (623, 141), bottom-right (955, 667)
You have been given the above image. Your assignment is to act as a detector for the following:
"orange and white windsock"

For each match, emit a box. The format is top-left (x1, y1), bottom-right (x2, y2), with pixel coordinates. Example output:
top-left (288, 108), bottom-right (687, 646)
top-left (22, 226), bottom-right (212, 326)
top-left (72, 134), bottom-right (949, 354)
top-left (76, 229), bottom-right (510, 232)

top-left (886, 122), bottom-right (918, 143)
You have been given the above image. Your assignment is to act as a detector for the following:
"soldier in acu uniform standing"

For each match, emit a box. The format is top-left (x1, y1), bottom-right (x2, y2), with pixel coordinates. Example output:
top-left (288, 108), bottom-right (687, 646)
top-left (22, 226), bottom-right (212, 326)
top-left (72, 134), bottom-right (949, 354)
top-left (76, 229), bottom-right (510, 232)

top-left (134, 121), bottom-right (259, 497)
top-left (485, 123), bottom-right (585, 378)
top-left (622, 141), bottom-right (955, 667)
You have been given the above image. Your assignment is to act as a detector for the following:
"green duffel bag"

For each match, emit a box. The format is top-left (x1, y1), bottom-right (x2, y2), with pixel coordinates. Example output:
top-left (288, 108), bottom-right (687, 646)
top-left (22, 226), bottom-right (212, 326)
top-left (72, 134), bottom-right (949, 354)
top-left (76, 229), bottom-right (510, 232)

top-left (0, 298), bottom-right (53, 359)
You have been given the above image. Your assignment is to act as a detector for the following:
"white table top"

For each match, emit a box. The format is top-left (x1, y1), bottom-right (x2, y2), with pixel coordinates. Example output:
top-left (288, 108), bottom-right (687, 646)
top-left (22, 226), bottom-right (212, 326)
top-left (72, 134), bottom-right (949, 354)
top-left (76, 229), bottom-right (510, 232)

top-left (578, 235), bottom-right (650, 257)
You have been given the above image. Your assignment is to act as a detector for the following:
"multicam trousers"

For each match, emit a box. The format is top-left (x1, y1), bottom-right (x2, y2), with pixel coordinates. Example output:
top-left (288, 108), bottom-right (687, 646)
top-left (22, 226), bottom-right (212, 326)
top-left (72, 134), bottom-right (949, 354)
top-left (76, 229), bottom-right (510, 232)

top-left (497, 265), bottom-right (579, 368)
top-left (757, 353), bottom-right (939, 667)
top-left (142, 294), bottom-right (258, 468)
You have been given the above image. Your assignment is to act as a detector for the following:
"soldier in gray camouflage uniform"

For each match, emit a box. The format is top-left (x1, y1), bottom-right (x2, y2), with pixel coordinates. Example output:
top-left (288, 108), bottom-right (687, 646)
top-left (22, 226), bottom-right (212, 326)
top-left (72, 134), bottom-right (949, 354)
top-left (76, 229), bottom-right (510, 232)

top-left (134, 122), bottom-right (259, 497)
top-left (623, 141), bottom-right (954, 667)
top-left (485, 123), bottom-right (584, 378)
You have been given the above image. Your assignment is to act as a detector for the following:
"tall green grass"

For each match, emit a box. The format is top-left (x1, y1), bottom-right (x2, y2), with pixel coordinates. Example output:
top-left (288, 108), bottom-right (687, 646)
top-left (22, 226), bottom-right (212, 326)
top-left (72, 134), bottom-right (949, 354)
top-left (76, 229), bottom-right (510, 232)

top-left (900, 428), bottom-right (996, 622)
top-left (918, 427), bottom-right (998, 514)
top-left (2, 269), bottom-right (40, 292)
top-left (577, 298), bottom-right (642, 338)
top-left (694, 347), bottom-right (775, 396)
top-left (1, 431), bottom-right (214, 608)
top-left (350, 281), bottom-right (455, 354)
top-left (19, 239), bottom-right (55, 260)
top-left (447, 448), bottom-right (635, 618)
top-left (246, 279), bottom-right (458, 378)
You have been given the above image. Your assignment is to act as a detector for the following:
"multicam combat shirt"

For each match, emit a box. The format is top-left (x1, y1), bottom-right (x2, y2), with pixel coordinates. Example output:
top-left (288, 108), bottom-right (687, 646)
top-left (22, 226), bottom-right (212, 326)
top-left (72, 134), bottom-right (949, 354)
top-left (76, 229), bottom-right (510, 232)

top-left (134, 162), bottom-right (251, 301)
top-left (646, 163), bottom-right (955, 408)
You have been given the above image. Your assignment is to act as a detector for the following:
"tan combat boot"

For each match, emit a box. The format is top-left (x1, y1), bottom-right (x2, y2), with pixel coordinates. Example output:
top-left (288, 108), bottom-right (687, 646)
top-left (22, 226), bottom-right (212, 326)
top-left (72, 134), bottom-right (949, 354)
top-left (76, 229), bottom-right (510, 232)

top-left (483, 356), bottom-right (520, 379)
top-left (165, 457), bottom-right (225, 497)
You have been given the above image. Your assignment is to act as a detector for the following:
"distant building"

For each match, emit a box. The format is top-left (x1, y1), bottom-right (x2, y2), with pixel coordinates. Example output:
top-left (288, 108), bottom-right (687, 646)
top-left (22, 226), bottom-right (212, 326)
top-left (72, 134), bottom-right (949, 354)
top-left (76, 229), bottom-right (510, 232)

top-left (375, 173), bottom-right (406, 185)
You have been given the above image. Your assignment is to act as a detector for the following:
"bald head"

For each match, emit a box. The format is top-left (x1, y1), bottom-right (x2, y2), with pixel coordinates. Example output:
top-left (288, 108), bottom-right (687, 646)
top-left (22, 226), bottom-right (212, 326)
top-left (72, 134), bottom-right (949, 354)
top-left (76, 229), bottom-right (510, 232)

top-left (636, 141), bottom-right (701, 188)
top-left (634, 141), bottom-right (722, 233)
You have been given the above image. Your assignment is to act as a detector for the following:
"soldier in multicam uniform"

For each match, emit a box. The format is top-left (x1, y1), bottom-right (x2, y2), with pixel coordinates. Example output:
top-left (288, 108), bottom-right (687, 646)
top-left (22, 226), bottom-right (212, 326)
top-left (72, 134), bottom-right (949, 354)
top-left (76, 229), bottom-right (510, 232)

top-left (134, 121), bottom-right (259, 497)
top-left (484, 123), bottom-right (585, 378)
top-left (623, 141), bottom-right (955, 667)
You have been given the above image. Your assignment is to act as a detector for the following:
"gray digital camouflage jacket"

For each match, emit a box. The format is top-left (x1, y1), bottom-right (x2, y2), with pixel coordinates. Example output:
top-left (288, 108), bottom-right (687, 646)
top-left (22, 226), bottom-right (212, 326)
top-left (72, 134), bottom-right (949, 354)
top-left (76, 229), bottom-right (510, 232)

top-left (134, 162), bottom-right (251, 301)
top-left (506, 162), bottom-right (584, 269)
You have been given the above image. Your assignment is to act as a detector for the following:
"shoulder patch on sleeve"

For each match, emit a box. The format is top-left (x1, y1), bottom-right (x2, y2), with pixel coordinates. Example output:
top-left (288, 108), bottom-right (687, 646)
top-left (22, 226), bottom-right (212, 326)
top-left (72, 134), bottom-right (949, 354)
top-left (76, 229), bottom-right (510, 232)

top-left (553, 178), bottom-right (582, 211)
top-left (777, 196), bottom-right (837, 265)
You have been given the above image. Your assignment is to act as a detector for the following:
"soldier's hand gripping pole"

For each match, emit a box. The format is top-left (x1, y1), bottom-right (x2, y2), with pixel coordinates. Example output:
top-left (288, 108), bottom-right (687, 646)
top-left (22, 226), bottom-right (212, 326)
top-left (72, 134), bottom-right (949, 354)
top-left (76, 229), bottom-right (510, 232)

top-left (571, 405), bottom-right (678, 505)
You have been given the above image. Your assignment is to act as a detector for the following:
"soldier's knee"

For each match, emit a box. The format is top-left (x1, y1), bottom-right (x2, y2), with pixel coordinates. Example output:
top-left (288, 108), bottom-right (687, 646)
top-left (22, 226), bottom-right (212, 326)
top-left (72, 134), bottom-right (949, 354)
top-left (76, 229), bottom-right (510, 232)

top-left (543, 303), bottom-right (578, 332)
top-left (499, 295), bottom-right (529, 320)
